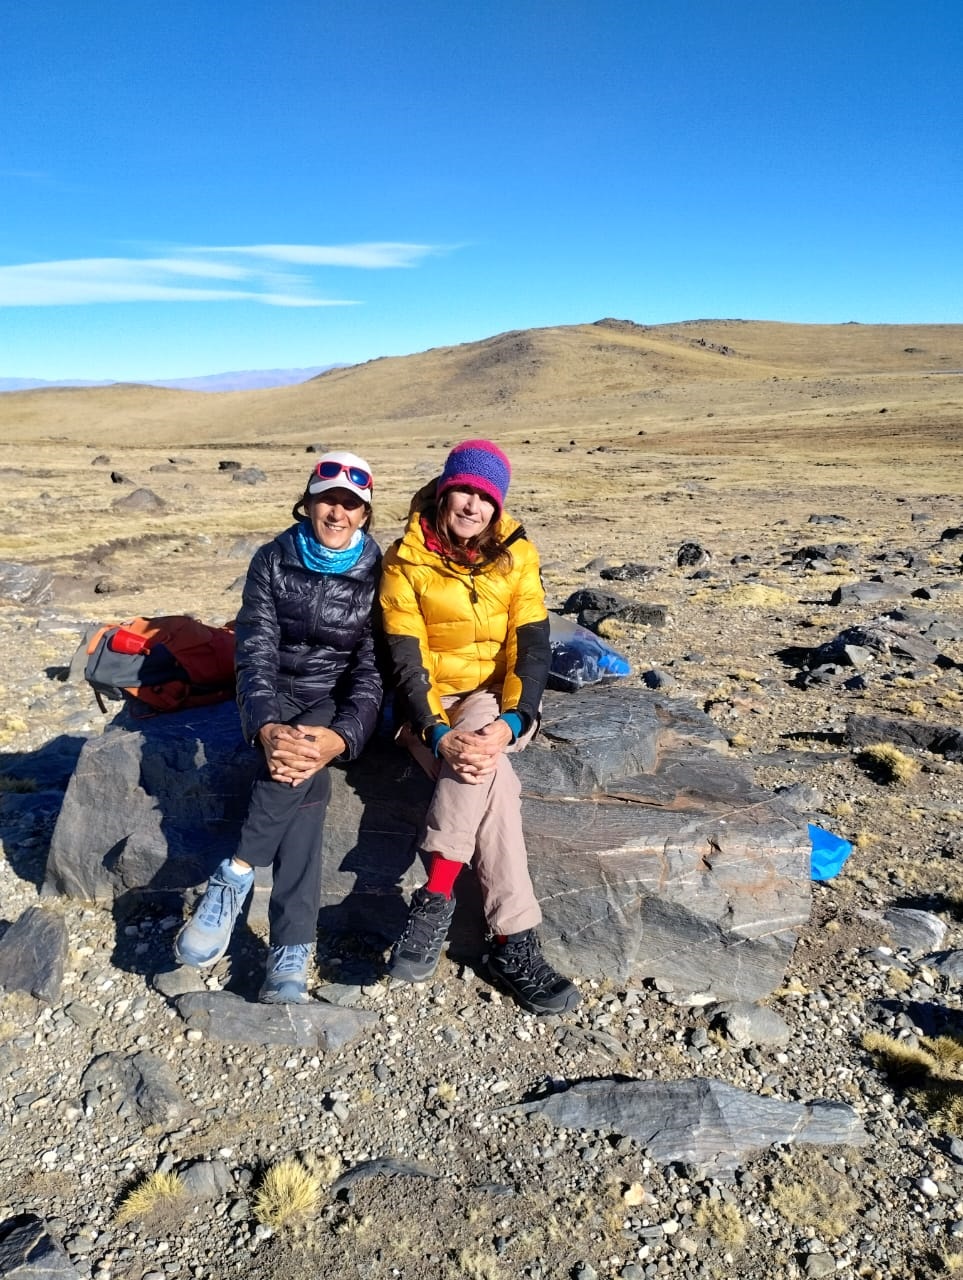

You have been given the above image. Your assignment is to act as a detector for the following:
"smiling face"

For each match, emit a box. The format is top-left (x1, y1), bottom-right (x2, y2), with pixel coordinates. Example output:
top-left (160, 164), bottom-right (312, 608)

top-left (440, 486), bottom-right (497, 545)
top-left (309, 487), bottom-right (368, 550)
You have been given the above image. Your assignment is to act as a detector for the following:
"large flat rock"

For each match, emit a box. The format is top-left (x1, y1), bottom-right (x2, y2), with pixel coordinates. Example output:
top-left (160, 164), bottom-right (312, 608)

top-left (43, 689), bottom-right (810, 1000)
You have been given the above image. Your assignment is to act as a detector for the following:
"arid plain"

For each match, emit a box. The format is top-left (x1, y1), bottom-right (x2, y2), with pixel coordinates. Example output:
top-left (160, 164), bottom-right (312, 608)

top-left (2, 318), bottom-right (963, 1278)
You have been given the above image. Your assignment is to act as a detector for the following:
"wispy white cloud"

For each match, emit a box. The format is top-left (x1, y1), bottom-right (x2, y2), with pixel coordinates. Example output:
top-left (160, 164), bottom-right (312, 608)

top-left (0, 241), bottom-right (445, 307)
top-left (203, 242), bottom-right (442, 269)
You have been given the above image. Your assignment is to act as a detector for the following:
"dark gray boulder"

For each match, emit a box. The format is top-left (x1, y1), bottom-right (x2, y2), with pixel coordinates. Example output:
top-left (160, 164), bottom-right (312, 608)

top-left (173, 990), bottom-right (377, 1049)
top-left (506, 1077), bottom-right (868, 1175)
top-left (44, 689), bottom-right (810, 1001)
top-left (0, 1214), bottom-right (79, 1278)
top-left (111, 488), bottom-right (164, 513)
top-left (829, 580), bottom-right (912, 607)
top-left (846, 712), bottom-right (963, 762)
top-left (0, 907), bottom-right (68, 1003)
top-left (331, 1159), bottom-right (440, 1195)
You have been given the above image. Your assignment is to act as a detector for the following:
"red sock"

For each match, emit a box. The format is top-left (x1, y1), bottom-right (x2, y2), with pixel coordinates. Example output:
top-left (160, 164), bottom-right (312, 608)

top-left (425, 853), bottom-right (463, 899)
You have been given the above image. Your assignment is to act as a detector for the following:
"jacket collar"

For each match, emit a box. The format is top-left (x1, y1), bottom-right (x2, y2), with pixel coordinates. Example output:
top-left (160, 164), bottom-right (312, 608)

top-left (276, 523), bottom-right (381, 577)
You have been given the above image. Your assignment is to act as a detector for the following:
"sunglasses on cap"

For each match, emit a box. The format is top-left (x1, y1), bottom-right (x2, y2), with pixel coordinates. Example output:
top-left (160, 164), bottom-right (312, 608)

top-left (313, 460), bottom-right (373, 491)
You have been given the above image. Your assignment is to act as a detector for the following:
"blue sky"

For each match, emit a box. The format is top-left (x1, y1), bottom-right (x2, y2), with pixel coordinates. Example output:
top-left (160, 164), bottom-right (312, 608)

top-left (2, 0), bottom-right (961, 380)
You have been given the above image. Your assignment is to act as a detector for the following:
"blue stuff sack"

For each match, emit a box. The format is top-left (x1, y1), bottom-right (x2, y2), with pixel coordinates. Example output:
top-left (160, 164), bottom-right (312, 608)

top-left (809, 823), bottom-right (853, 881)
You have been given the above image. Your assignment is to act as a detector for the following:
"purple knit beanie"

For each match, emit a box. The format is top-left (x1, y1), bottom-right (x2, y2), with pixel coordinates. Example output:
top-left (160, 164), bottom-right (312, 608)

top-left (436, 439), bottom-right (511, 515)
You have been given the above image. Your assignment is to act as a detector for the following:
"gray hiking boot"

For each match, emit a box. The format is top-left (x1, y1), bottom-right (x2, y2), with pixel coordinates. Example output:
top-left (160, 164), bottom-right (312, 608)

top-left (173, 859), bottom-right (254, 968)
top-left (388, 887), bottom-right (456, 983)
top-left (485, 929), bottom-right (581, 1015)
top-left (259, 943), bottom-right (311, 1004)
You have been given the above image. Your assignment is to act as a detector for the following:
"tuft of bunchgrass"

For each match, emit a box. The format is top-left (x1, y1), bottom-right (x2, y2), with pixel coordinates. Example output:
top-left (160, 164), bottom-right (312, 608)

top-left (114, 1171), bottom-right (186, 1225)
top-left (253, 1157), bottom-right (322, 1229)
top-left (863, 1031), bottom-right (963, 1131)
top-left (766, 1153), bottom-right (861, 1240)
top-left (693, 1198), bottom-right (747, 1247)
top-left (856, 742), bottom-right (920, 784)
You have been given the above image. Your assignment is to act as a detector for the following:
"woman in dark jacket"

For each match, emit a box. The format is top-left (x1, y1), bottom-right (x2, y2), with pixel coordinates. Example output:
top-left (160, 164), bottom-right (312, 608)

top-left (175, 452), bottom-right (382, 1002)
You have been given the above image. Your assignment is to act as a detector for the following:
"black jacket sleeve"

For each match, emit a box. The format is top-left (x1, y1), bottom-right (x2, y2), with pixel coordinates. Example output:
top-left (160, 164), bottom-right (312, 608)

top-left (234, 544), bottom-right (283, 744)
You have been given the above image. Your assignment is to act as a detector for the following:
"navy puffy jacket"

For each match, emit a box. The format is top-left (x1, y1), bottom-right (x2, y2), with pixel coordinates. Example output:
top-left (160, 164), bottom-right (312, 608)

top-left (234, 524), bottom-right (382, 758)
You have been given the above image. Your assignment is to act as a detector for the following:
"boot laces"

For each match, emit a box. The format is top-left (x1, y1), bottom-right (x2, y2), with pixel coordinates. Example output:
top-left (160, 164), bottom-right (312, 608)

top-left (269, 943), bottom-right (310, 976)
top-left (501, 931), bottom-right (556, 986)
top-left (196, 880), bottom-right (243, 930)
top-left (398, 890), bottom-right (453, 953)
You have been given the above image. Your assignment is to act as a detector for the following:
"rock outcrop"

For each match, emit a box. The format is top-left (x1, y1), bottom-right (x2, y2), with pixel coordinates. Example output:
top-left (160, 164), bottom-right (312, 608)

top-left (44, 688), bottom-right (810, 1000)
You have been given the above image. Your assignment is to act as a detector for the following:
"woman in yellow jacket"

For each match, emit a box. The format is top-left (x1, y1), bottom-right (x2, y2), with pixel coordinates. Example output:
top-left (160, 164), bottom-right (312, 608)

top-left (379, 439), bottom-right (580, 1015)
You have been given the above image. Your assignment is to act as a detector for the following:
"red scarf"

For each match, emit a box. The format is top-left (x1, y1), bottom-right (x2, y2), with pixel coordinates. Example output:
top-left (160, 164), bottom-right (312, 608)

top-left (420, 515), bottom-right (479, 563)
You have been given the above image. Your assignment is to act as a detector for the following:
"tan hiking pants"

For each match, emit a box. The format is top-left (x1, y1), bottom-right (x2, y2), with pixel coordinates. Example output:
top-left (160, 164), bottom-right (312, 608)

top-left (400, 687), bottom-right (542, 936)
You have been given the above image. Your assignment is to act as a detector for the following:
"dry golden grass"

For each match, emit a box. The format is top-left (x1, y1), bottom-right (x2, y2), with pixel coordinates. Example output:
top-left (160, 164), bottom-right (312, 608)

top-left (693, 1198), bottom-right (747, 1247)
top-left (856, 743), bottom-right (920, 784)
top-left (253, 1158), bottom-right (323, 1229)
top-left (863, 1031), bottom-right (963, 1131)
top-left (114, 1171), bottom-right (186, 1226)
top-left (767, 1152), bottom-right (862, 1239)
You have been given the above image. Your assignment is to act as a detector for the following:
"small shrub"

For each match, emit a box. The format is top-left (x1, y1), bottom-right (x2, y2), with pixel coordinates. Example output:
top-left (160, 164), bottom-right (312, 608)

top-left (693, 1198), bottom-right (747, 1247)
top-left (114, 1171), bottom-right (186, 1225)
top-left (886, 967), bottom-right (913, 993)
top-left (253, 1158), bottom-right (322, 1229)
top-left (863, 1030), bottom-right (963, 1131)
top-left (856, 742), bottom-right (919, 784)
top-left (767, 1153), bottom-right (861, 1239)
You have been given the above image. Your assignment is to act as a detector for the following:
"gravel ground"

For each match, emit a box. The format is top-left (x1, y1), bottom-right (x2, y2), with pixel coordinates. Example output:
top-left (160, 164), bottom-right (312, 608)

top-left (2, 477), bottom-right (963, 1280)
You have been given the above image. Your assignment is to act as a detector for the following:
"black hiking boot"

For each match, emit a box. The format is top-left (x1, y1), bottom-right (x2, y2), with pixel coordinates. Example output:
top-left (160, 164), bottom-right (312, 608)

top-left (388, 887), bottom-right (457, 983)
top-left (485, 929), bottom-right (581, 1015)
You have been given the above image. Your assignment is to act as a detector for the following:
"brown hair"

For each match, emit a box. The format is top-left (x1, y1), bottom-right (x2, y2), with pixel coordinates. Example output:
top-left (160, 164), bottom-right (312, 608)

top-left (425, 492), bottom-right (511, 569)
top-left (292, 486), bottom-right (373, 532)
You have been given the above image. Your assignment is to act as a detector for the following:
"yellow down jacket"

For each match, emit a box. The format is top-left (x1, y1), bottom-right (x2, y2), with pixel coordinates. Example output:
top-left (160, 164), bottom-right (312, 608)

top-left (379, 499), bottom-right (551, 738)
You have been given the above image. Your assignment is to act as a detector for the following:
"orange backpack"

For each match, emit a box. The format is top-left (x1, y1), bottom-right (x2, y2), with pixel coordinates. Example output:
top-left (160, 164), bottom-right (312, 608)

top-left (84, 615), bottom-right (236, 715)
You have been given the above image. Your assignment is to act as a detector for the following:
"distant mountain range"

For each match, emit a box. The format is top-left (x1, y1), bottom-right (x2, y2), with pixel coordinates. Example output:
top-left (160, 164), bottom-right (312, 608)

top-left (0, 365), bottom-right (346, 394)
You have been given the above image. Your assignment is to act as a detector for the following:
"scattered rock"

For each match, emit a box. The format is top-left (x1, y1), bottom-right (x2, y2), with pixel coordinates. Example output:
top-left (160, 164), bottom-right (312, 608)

top-left (0, 1213), bottom-right (78, 1277)
top-left (712, 1001), bottom-right (791, 1047)
top-left (0, 562), bottom-right (54, 606)
top-left (830, 581), bottom-right (912, 607)
top-left (882, 908), bottom-right (947, 954)
top-left (846, 711), bottom-right (963, 761)
top-left (231, 468), bottom-right (267, 486)
top-left (111, 488), bottom-right (165, 512)
top-left (600, 563), bottom-right (659, 582)
top-left (173, 990), bottom-right (378, 1050)
top-left (178, 1160), bottom-right (233, 1202)
top-left (331, 1159), bottom-right (440, 1196)
top-left (0, 906), bottom-right (68, 1003)
top-left (218, 460), bottom-right (241, 472)
top-left (80, 1050), bottom-right (192, 1127)
top-left (676, 542), bottom-right (711, 569)
top-left (507, 1077), bottom-right (868, 1175)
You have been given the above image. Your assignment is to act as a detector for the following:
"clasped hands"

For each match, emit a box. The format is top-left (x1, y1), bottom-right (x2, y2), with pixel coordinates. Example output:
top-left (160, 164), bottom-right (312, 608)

top-left (436, 718), bottom-right (513, 784)
top-left (258, 723), bottom-right (346, 786)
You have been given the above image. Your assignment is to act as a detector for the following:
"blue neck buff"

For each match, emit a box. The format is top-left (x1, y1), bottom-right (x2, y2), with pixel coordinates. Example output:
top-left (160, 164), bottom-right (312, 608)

top-left (295, 522), bottom-right (366, 574)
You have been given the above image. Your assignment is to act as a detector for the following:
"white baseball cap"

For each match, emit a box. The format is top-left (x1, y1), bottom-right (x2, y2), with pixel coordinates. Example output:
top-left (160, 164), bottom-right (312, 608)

top-left (307, 451), bottom-right (373, 503)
